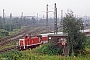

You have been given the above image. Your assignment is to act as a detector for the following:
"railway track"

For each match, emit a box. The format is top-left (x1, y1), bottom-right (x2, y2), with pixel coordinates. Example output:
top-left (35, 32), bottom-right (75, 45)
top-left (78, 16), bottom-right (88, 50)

top-left (0, 34), bottom-right (23, 46)
top-left (0, 25), bottom-right (39, 45)
top-left (0, 27), bottom-right (28, 53)
top-left (0, 26), bottom-right (50, 53)
top-left (0, 27), bottom-right (44, 53)
top-left (0, 46), bottom-right (16, 54)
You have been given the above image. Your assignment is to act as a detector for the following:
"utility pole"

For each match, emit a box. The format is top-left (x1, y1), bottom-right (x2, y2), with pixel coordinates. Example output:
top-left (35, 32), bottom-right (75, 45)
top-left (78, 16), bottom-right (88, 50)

top-left (61, 10), bottom-right (63, 22)
top-left (44, 4), bottom-right (53, 32)
top-left (10, 13), bottom-right (12, 31)
top-left (3, 9), bottom-right (5, 20)
top-left (37, 13), bottom-right (38, 26)
top-left (46, 4), bottom-right (48, 32)
top-left (21, 12), bottom-right (23, 25)
top-left (10, 13), bottom-right (12, 18)
top-left (21, 12), bottom-right (23, 18)
top-left (61, 10), bottom-right (63, 34)
top-left (21, 12), bottom-right (23, 22)
top-left (43, 4), bottom-right (53, 32)
top-left (54, 3), bottom-right (57, 34)
top-left (3, 9), bottom-right (5, 29)
top-left (21, 12), bottom-right (23, 21)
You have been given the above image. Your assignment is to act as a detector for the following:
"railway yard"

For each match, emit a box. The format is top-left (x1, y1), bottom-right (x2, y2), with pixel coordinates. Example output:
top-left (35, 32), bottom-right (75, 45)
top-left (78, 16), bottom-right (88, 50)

top-left (0, 25), bottom-right (52, 54)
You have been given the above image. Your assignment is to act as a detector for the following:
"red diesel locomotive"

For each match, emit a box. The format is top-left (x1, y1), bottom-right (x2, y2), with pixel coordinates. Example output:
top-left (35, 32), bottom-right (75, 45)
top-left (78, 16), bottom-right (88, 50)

top-left (17, 34), bottom-right (48, 50)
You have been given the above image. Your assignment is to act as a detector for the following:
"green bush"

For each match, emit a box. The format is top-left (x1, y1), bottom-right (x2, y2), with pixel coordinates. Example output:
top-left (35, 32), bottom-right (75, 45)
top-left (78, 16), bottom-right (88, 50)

top-left (33, 43), bottom-right (62, 55)
top-left (85, 37), bottom-right (90, 48)
top-left (0, 50), bottom-right (22, 60)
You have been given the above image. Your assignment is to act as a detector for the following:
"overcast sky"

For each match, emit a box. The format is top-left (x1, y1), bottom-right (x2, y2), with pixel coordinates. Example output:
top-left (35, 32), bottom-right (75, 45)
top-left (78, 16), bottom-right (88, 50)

top-left (0, 0), bottom-right (90, 17)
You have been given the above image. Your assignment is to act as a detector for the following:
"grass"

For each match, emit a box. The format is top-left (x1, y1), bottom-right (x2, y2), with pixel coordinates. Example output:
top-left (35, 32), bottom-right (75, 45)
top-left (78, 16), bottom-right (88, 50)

top-left (0, 49), bottom-right (90, 60)
top-left (21, 48), bottom-right (90, 60)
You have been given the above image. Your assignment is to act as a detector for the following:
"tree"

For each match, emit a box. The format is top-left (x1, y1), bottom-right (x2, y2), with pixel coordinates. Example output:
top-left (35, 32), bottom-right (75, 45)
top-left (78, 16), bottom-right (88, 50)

top-left (34, 38), bottom-right (62, 55)
top-left (62, 11), bottom-right (86, 55)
